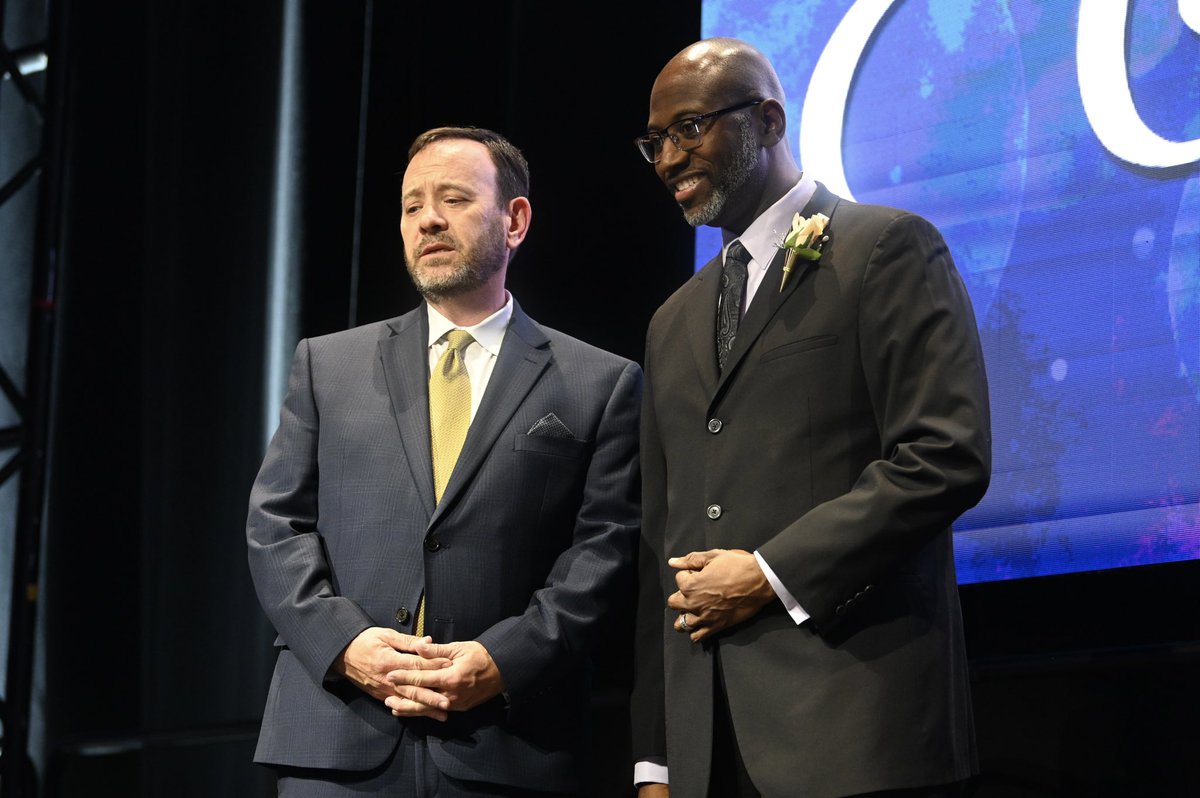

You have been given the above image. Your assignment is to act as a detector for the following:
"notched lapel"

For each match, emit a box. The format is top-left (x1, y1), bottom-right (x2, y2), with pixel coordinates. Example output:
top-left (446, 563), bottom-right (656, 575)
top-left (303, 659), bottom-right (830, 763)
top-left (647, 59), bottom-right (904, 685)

top-left (379, 311), bottom-right (436, 519)
top-left (713, 184), bottom-right (842, 399)
top-left (684, 256), bottom-right (723, 393)
top-left (429, 304), bottom-right (552, 528)
top-left (714, 245), bottom-right (787, 394)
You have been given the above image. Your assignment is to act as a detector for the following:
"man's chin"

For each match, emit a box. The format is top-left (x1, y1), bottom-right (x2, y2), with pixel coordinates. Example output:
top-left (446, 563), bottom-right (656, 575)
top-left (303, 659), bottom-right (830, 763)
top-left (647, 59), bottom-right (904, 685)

top-left (410, 267), bottom-right (467, 299)
top-left (682, 202), bottom-right (720, 228)
top-left (414, 279), bottom-right (471, 303)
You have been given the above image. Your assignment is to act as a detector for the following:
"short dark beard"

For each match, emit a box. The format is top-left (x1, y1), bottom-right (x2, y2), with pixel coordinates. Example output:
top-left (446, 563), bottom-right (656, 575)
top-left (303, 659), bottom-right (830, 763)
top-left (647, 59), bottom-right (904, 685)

top-left (405, 229), bottom-right (508, 302)
top-left (683, 115), bottom-right (760, 227)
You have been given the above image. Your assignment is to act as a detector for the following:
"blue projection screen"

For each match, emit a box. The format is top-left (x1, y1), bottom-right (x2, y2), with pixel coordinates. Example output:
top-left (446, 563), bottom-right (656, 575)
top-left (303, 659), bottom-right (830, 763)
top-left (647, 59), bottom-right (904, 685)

top-left (700, 1), bottom-right (1200, 583)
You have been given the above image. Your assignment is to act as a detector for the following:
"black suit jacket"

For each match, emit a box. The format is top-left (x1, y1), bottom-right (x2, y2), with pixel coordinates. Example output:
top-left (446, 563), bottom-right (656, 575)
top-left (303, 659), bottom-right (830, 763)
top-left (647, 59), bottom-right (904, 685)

top-left (632, 184), bottom-right (991, 798)
top-left (247, 300), bottom-right (641, 792)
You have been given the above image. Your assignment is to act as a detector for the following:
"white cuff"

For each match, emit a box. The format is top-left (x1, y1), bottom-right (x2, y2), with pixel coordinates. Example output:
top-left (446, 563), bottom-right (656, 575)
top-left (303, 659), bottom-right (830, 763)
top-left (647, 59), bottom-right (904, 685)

top-left (633, 760), bottom-right (668, 786)
top-left (754, 550), bottom-right (810, 625)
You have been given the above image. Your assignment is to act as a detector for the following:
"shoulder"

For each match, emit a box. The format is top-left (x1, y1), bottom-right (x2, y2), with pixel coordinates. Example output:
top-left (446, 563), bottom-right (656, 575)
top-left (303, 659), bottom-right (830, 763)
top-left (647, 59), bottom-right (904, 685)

top-left (508, 301), bottom-right (634, 372)
top-left (536, 322), bottom-right (639, 375)
top-left (303, 311), bottom-right (418, 356)
top-left (308, 319), bottom-right (392, 346)
top-left (831, 196), bottom-right (943, 240)
top-left (648, 256), bottom-right (717, 330)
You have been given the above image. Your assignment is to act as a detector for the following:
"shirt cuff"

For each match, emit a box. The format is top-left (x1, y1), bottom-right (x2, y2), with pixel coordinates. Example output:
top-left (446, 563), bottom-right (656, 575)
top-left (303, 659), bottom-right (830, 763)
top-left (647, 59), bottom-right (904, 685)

top-left (754, 550), bottom-right (810, 625)
top-left (634, 760), bottom-right (668, 786)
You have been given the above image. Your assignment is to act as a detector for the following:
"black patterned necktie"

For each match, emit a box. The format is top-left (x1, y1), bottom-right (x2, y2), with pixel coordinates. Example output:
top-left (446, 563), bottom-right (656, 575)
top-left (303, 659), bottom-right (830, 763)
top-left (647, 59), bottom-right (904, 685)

top-left (716, 240), bottom-right (750, 371)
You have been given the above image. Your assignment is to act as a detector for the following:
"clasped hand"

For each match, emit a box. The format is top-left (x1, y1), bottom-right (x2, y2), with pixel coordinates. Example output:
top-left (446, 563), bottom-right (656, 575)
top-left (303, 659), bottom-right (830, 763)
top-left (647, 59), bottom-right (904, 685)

top-left (666, 548), bottom-right (776, 642)
top-left (335, 627), bottom-right (505, 721)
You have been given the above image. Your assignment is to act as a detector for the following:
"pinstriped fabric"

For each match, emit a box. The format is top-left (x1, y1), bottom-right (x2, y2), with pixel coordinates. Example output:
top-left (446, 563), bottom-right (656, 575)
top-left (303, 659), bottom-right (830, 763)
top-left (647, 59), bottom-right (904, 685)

top-left (247, 301), bottom-right (643, 789)
top-left (417, 329), bottom-right (474, 636)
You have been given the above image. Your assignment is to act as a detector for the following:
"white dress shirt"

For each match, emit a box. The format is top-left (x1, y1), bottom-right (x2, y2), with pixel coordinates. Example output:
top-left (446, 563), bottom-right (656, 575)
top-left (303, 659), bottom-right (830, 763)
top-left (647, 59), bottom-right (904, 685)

top-left (722, 171), bottom-right (818, 315)
top-left (425, 293), bottom-right (513, 421)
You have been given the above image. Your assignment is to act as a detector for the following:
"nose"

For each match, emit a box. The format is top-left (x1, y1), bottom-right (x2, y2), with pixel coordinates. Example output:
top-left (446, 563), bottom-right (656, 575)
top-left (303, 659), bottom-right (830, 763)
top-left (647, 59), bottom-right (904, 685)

top-left (656, 136), bottom-right (688, 178)
top-left (417, 203), bottom-right (447, 233)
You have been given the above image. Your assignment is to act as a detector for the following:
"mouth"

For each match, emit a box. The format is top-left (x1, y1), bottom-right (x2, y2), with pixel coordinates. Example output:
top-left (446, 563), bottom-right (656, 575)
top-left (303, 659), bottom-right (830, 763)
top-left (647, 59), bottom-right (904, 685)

top-left (420, 242), bottom-right (455, 258)
top-left (671, 173), bottom-right (705, 204)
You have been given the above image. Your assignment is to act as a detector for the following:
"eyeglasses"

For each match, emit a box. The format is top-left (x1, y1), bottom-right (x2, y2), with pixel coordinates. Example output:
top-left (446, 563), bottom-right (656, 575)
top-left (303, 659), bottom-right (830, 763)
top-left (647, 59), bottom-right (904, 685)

top-left (634, 99), bottom-right (763, 163)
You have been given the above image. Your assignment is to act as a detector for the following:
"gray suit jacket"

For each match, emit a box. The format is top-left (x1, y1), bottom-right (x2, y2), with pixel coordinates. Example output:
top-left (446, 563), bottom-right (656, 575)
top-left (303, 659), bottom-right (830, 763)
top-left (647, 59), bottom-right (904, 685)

top-left (248, 300), bottom-right (641, 792)
top-left (632, 184), bottom-right (990, 797)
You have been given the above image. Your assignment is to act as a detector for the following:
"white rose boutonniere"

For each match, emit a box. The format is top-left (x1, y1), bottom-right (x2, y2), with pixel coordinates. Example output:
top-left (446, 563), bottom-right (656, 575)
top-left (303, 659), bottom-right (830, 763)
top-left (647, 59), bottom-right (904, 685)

top-left (779, 212), bottom-right (829, 292)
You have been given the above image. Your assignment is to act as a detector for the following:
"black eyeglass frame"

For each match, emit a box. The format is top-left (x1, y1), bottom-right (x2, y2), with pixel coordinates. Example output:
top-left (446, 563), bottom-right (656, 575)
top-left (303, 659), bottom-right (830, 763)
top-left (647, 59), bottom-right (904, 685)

top-left (635, 99), bottom-right (764, 163)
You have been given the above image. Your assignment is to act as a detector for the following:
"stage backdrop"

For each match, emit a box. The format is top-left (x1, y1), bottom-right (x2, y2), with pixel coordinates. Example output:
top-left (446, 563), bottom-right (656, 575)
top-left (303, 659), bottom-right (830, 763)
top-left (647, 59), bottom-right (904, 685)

top-left (700, 0), bottom-right (1200, 583)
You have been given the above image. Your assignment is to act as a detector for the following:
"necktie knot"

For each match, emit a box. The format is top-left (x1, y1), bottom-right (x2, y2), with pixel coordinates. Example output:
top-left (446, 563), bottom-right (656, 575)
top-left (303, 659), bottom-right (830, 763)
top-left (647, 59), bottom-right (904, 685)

top-left (716, 241), bottom-right (750, 370)
top-left (444, 328), bottom-right (475, 352)
top-left (436, 330), bottom-right (475, 377)
top-left (724, 240), bottom-right (750, 273)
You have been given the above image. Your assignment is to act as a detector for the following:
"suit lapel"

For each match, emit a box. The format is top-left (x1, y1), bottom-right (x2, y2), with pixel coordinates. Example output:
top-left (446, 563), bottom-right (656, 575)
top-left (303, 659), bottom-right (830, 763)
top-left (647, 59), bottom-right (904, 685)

top-left (379, 307), bottom-right (436, 519)
top-left (684, 255), bottom-right (723, 394)
top-left (713, 183), bottom-right (842, 400)
top-left (429, 300), bottom-right (551, 528)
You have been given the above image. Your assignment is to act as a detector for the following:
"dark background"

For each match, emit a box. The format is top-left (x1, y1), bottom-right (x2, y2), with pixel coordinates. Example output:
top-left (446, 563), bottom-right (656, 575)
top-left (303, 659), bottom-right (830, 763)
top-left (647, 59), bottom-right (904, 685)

top-left (20, 1), bottom-right (1200, 796)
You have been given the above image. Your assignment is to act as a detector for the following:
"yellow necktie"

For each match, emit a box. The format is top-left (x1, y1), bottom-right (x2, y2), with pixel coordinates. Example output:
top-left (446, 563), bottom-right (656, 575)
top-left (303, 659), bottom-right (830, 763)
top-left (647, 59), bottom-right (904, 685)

top-left (417, 329), bottom-right (474, 636)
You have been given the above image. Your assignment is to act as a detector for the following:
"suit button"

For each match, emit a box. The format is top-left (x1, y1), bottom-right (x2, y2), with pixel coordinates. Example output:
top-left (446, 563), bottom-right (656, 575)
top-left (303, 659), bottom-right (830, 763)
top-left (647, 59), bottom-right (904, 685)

top-left (395, 607), bottom-right (410, 624)
top-left (424, 536), bottom-right (441, 552)
top-left (835, 603), bottom-right (847, 616)
top-left (706, 504), bottom-right (722, 519)
top-left (707, 418), bottom-right (723, 433)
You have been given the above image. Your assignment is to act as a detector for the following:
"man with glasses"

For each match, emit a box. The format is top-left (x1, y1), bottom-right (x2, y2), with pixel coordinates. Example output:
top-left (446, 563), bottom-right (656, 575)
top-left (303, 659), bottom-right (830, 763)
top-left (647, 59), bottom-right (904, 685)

top-left (631, 38), bottom-right (991, 798)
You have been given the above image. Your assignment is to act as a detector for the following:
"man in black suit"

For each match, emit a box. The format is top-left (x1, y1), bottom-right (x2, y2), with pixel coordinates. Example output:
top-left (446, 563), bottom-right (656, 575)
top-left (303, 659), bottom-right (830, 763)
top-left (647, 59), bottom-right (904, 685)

top-left (631, 39), bottom-right (991, 798)
top-left (247, 126), bottom-right (641, 796)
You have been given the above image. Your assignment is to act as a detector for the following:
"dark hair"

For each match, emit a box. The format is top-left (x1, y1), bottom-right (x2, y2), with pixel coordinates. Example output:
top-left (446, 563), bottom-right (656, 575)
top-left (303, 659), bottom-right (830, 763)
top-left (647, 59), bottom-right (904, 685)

top-left (407, 126), bottom-right (530, 203)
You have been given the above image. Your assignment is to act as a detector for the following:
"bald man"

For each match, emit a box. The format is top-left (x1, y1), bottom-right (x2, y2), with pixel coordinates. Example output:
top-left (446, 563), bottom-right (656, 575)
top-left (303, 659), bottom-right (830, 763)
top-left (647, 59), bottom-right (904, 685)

top-left (630, 38), bottom-right (991, 798)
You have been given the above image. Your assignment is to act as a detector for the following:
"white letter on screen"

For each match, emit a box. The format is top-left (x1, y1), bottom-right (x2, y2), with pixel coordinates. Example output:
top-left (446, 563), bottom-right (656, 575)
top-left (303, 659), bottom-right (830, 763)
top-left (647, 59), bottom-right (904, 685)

top-left (1077, 0), bottom-right (1200, 168)
top-left (799, 0), bottom-right (901, 201)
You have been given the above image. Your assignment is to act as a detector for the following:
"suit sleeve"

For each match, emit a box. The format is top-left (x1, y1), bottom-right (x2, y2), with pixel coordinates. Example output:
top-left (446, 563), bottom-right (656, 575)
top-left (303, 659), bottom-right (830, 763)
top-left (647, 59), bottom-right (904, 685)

top-left (475, 359), bottom-right (642, 703)
top-left (246, 339), bottom-right (374, 685)
top-left (630, 325), bottom-right (669, 769)
top-left (757, 212), bottom-right (992, 630)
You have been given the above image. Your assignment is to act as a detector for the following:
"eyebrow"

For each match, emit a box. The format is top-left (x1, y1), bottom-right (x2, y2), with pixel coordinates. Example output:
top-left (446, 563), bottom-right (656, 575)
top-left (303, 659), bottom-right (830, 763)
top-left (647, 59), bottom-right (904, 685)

top-left (645, 110), bottom-right (709, 133)
top-left (402, 180), bottom-right (478, 202)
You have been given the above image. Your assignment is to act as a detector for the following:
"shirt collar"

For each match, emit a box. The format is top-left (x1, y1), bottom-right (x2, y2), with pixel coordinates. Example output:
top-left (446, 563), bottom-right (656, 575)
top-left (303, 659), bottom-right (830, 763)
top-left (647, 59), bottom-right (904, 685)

top-left (426, 291), bottom-right (513, 357)
top-left (722, 173), bottom-right (818, 268)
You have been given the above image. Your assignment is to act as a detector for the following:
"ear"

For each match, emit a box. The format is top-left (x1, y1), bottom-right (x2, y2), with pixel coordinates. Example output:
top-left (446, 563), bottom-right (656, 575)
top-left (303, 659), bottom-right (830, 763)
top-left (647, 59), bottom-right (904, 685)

top-left (760, 98), bottom-right (787, 147)
top-left (505, 196), bottom-right (532, 251)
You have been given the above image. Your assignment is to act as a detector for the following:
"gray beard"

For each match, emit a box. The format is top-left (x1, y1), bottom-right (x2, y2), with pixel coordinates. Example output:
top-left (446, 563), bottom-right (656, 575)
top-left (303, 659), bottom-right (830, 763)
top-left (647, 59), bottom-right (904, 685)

top-left (683, 115), bottom-right (760, 228)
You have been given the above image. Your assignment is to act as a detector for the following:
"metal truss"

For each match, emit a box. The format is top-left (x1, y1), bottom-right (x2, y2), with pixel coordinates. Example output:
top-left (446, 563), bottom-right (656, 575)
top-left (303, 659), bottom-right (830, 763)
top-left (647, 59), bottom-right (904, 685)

top-left (2, 0), bottom-right (62, 794)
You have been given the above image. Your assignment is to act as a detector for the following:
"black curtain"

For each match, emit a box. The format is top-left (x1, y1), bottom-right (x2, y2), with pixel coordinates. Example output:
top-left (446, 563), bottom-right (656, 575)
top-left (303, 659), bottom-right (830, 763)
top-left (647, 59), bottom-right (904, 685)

top-left (41, 2), bottom-right (1200, 795)
top-left (40, 2), bottom-right (698, 796)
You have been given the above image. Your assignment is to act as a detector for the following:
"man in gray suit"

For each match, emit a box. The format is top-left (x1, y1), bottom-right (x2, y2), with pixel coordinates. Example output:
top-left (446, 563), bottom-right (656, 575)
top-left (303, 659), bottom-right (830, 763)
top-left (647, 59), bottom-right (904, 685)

top-left (248, 126), bottom-right (641, 796)
top-left (631, 39), bottom-right (991, 797)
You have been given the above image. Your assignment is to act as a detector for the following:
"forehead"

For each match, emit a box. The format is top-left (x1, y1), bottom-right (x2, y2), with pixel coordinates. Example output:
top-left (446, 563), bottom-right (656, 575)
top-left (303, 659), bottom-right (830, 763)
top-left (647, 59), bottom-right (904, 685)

top-left (647, 61), bottom-right (732, 129)
top-left (402, 139), bottom-right (497, 195)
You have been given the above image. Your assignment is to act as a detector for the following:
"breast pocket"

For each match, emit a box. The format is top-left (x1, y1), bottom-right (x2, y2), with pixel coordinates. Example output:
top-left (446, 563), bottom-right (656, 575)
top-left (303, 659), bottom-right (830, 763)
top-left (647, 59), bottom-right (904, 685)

top-left (512, 434), bottom-right (592, 538)
top-left (758, 334), bottom-right (839, 364)
top-left (513, 433), bottom-right (590, 459)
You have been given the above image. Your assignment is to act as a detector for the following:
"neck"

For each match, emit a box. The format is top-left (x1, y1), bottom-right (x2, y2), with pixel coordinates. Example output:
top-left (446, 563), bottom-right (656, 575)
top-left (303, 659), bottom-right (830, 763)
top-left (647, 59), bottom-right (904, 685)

top-left (720, 160), bottom-right (804, 239)
top-left (427, 281), bottom-right (507, 327)
top-left (751, 163), bottom-right (805, 224)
